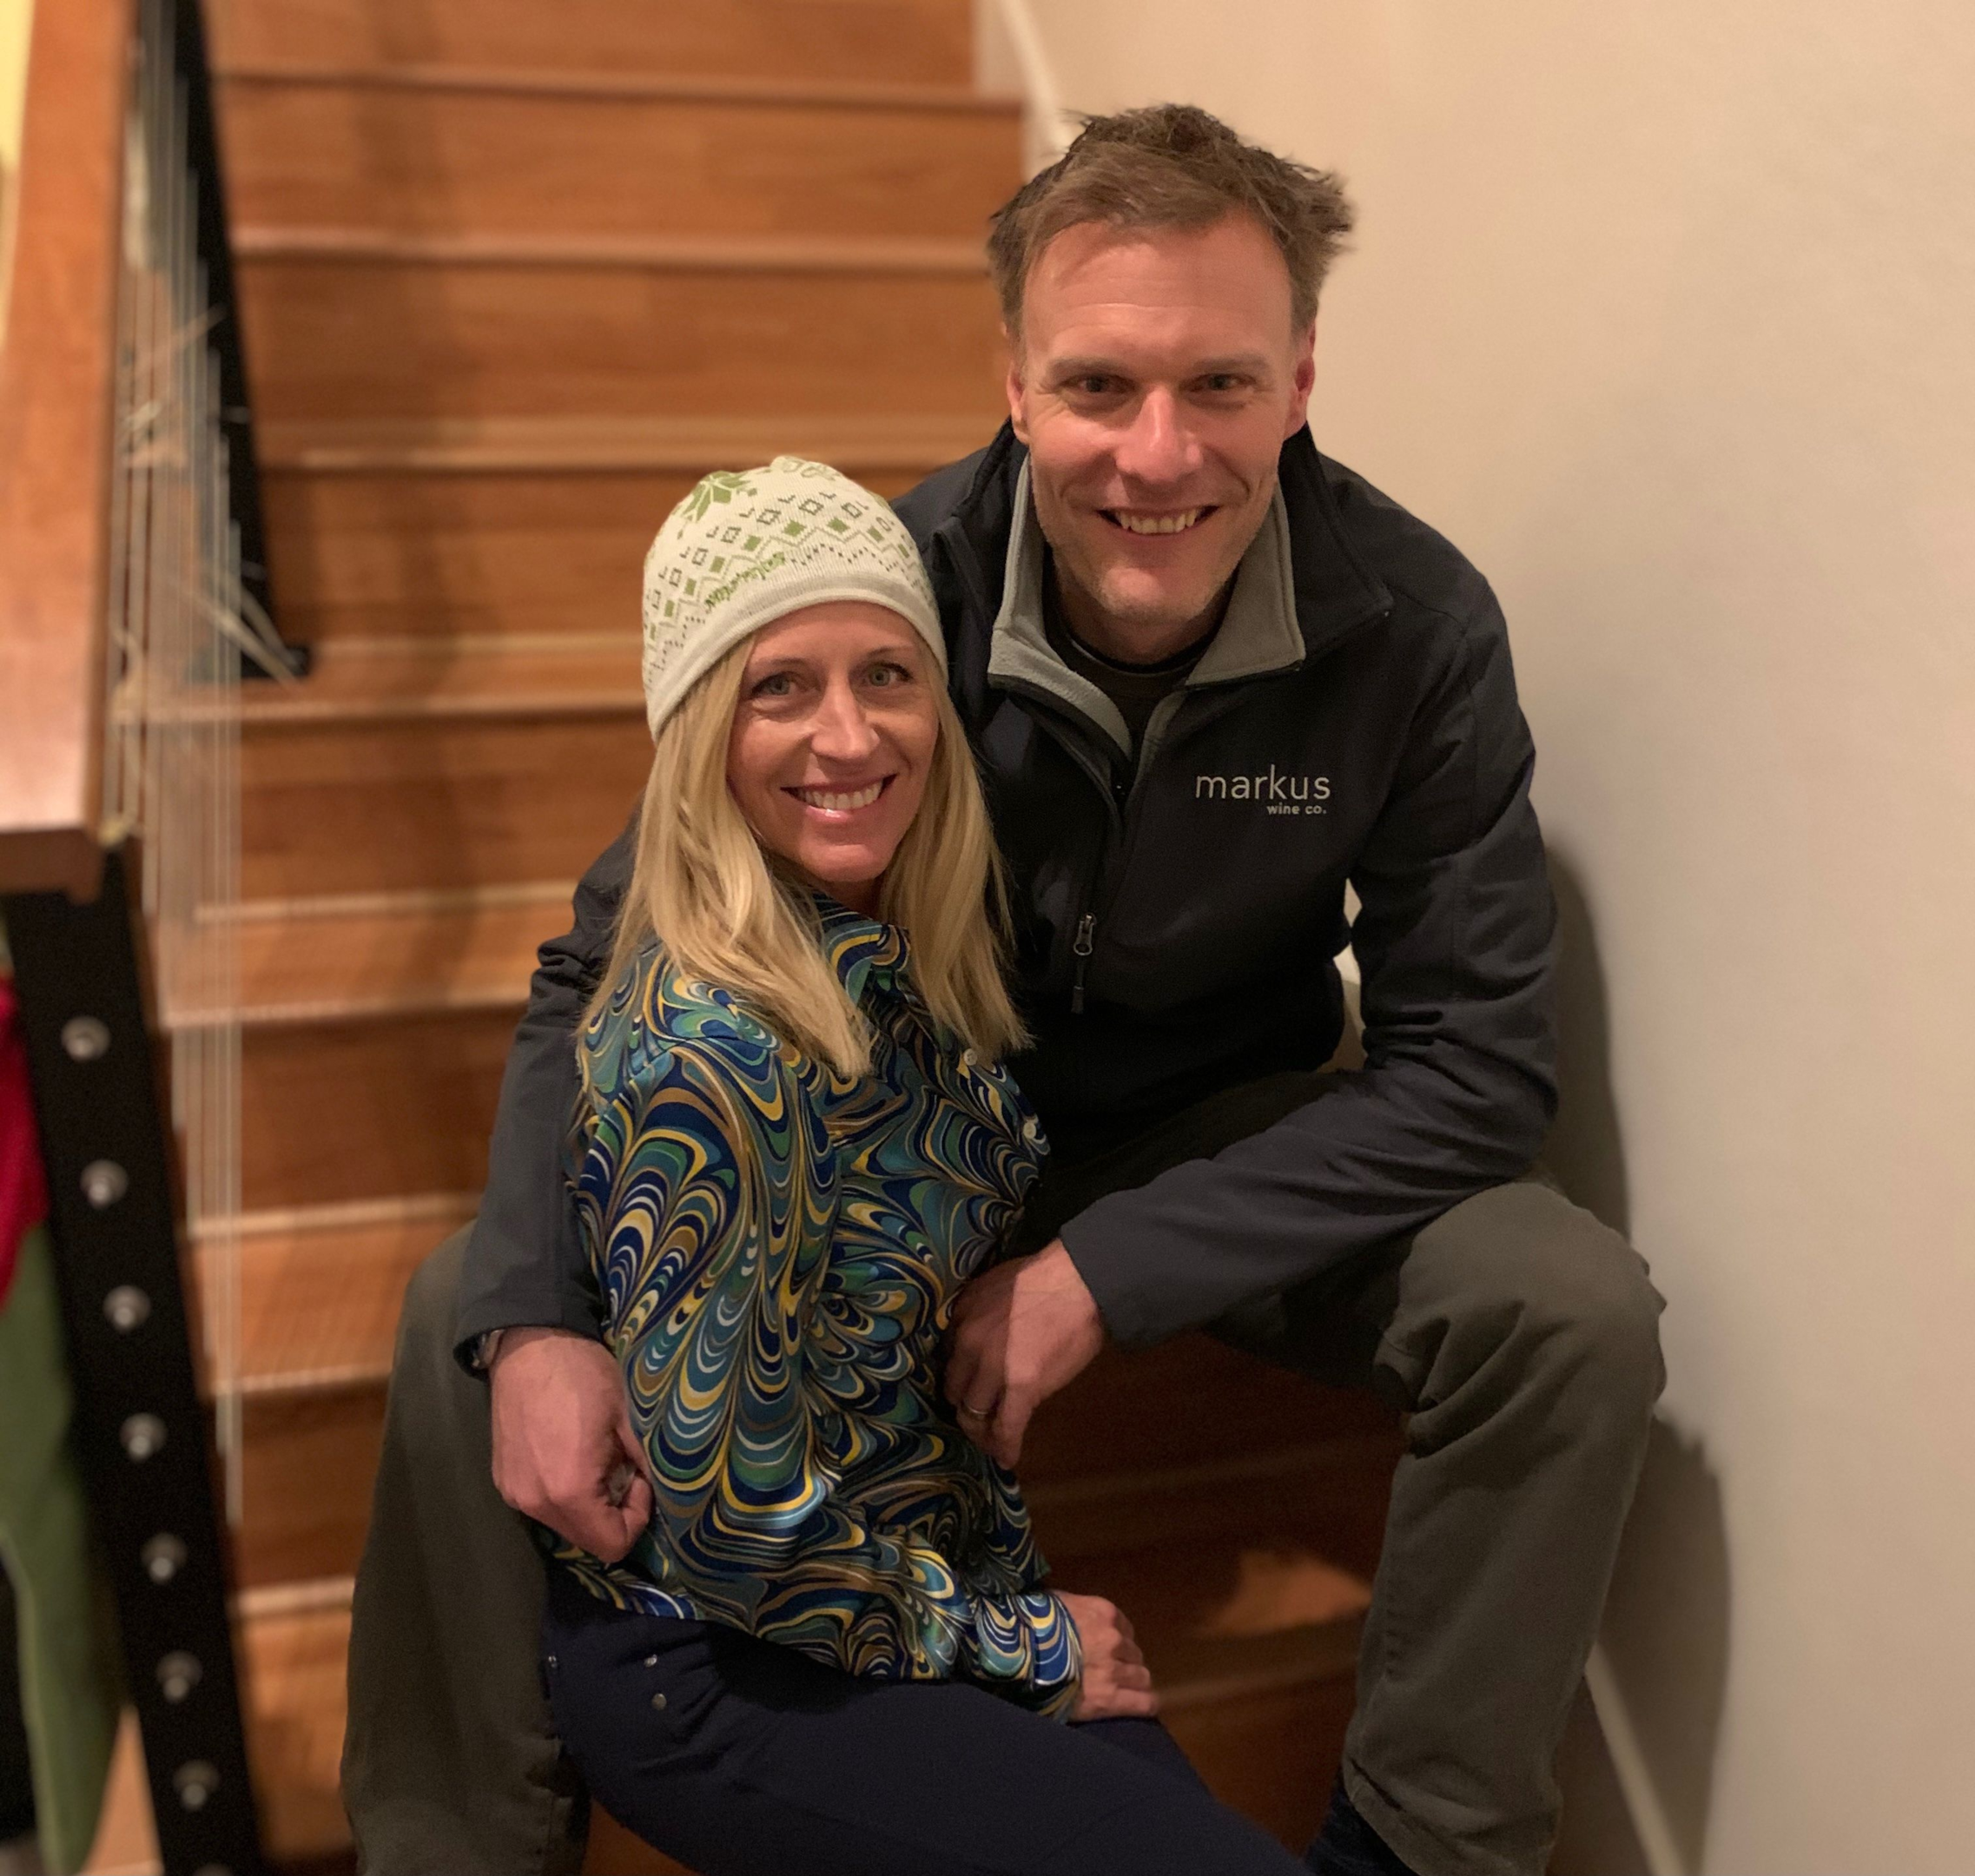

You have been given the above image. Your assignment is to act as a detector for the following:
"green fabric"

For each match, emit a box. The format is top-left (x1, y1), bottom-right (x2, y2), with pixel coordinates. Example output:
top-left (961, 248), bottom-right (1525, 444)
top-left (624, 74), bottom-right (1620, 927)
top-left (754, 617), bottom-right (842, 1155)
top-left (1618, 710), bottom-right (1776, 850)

top-left (0, 1225), bottom-right (121, 1875)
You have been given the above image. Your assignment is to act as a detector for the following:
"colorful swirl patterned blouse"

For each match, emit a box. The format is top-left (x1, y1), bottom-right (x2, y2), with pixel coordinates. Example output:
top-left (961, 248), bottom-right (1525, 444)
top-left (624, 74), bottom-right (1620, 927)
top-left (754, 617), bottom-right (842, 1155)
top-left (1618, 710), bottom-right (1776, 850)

top-left (551, 902), bottom-right (1081, 1714)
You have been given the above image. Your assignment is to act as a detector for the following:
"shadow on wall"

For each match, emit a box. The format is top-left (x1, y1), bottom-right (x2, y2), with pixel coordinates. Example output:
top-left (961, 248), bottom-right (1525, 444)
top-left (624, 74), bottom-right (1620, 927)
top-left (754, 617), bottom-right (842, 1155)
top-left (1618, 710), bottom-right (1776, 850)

top-left (1542, 852), bottom-right (1731, 1876)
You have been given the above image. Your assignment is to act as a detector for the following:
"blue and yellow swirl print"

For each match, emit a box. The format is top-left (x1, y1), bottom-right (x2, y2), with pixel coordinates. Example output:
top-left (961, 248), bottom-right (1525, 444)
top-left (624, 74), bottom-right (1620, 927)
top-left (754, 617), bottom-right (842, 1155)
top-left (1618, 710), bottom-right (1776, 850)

top-left (550, 902), bottom-right (1080, 1714)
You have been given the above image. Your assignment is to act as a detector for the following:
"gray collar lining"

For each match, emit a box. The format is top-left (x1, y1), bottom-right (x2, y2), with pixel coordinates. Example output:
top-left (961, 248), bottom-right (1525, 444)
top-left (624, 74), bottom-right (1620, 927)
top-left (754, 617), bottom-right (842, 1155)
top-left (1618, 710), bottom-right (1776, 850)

top-left (986, 462), bottom-right (1305, 760)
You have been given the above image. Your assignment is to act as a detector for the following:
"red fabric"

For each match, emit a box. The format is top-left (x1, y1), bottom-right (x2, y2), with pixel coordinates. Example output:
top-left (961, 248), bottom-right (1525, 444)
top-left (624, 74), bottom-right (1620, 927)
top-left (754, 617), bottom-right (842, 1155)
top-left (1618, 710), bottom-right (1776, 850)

top-left (0, 976), bottom-right (50, 1311)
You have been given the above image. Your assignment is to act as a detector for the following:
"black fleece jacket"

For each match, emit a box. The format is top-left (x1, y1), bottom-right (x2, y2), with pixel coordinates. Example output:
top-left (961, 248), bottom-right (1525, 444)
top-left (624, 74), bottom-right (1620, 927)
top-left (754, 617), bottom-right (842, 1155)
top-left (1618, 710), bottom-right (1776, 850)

top-left (454, 424), bottom-right (1557, 1357)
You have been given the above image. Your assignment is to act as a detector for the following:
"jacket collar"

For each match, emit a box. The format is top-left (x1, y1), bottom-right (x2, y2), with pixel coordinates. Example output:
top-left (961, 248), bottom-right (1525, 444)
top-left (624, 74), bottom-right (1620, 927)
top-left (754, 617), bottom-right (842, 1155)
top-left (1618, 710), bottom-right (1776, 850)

top-left (985, 460), bottom-right (1305, 757)
top-left (1274, 424), bottom-right (1393, 659)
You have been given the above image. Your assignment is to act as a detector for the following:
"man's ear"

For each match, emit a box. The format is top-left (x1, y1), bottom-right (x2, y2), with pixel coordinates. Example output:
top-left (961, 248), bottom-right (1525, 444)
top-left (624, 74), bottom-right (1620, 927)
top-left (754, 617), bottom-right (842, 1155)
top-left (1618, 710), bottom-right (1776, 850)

top-left (1284, 321), bottom-right (1318, 439)
top-left (1003, 325), bottom-right (1031, 445)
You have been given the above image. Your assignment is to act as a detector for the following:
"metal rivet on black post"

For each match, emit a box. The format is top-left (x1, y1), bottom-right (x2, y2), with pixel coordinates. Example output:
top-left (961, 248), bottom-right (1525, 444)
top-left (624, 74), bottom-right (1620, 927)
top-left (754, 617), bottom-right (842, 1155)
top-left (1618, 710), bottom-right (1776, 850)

top-left (81, 1159), bottom-right (129, 1208)
top-left (175, 1760), bottom-right (220, 1811)
top-left (142, 1534), bottom-right (188, 1583)
top-left (157, 1651), bottom-right (203, 1703)
top-left (103, 1284), bottom-right (151, 1331)
top-left (61, 1014), bottom-right (112, 1060)
top-left (121, 1413), bottom-right (167, 1461)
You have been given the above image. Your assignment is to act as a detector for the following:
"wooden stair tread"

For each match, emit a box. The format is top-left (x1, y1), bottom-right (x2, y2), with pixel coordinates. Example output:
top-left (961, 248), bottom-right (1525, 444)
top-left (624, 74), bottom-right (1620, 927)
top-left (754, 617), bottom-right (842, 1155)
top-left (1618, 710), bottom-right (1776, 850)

top-left (260, 412), bottom-right (1000, 473)
top-left (217, 60), bottom-right (1021, 117)
top-left (234, 226), bottom-right (988, 274)
top-left (240, 635), bottom-right (644, 724)
top-left (138, 639), bottom-right (643, 738)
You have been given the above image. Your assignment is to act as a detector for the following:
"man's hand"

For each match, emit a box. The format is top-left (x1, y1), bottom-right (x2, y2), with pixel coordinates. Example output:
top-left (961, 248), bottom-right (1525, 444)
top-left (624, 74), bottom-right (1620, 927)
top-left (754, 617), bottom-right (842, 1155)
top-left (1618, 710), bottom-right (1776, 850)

top-left (945, 1241), bottom-right (1105, 1468)
top-left (1057, 1592), bottom-right (1159, 1721)
top-left (488, 1327), bottom-right (652, 1562)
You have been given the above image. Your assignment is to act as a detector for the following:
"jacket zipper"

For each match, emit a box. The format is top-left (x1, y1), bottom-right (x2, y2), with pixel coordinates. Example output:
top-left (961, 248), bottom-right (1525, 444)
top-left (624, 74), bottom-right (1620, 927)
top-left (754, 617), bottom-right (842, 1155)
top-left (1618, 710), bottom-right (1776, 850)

top-left (1069, 914), bottom-right (1095, 1014)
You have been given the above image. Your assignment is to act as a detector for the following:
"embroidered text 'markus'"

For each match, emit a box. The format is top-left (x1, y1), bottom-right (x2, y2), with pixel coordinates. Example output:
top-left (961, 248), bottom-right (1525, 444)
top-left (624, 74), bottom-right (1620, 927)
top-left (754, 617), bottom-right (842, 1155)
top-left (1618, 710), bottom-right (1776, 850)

top-left (1195, 769), bottom-right (1332, 803)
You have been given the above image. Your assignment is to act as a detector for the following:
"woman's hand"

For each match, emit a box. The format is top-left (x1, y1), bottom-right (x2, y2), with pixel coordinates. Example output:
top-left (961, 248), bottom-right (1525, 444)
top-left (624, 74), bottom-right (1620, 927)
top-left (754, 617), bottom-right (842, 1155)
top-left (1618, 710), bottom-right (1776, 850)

top-left (1058, 1592), bottom-right (1159, 1721)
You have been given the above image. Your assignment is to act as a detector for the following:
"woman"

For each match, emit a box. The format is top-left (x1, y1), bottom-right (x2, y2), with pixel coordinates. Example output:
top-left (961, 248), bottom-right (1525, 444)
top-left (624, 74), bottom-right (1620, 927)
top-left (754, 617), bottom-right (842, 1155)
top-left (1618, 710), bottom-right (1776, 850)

top-left (542, 459), bottom-right (1305, 1876)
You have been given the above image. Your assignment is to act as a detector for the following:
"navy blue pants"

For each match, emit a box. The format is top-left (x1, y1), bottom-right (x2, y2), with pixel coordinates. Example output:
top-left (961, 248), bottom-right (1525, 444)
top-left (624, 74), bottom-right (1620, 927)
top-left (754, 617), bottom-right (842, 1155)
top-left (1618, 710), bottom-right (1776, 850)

top-left (542, 1571), bottom-right (1305, 1876)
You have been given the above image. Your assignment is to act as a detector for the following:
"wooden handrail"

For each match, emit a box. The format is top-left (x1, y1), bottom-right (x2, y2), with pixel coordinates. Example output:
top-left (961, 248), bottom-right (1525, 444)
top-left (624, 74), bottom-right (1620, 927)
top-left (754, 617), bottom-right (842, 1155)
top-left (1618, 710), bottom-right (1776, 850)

top-left (0, 0), bottom-right (132, 900)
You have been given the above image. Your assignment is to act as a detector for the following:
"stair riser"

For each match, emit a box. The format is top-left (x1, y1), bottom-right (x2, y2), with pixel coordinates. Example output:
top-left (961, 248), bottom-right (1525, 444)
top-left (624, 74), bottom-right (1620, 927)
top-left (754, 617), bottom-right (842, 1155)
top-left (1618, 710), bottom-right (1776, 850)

top-left (194, 1213), bottom-right (469, 1391)
top-left (1019, 1337), bottom-right (1401, 1487)
top-left (1034, 1440), bottom-right (1398, 1582)
top-left (238, 1602), bottom-right (361, 1860)
top-left (226, 1335), bottom-right (1395, 1586)
top-left (241, 1007), bottom-right (519, 1212)
top-left (221, 83), bottom-right (1021, 244)
top-left (263, 464), bottom-right (935, 642)
top-left (240, 710), bottom-right (650, 900)
top-left (238, 258), bottom-right (1009, 426)
top-left (208, 0), bottom-right (973, 85)
top-left (1168, 1678), bottom-right (1353, 1853)
top-left (239, 1387), bottom-right (384, 1586)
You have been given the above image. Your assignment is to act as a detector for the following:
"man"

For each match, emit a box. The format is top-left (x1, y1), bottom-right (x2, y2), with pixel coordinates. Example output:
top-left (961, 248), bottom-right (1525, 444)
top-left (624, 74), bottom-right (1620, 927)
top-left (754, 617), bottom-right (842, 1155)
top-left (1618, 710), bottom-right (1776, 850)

top-left (344, 106), bottom-right (1662, 1876)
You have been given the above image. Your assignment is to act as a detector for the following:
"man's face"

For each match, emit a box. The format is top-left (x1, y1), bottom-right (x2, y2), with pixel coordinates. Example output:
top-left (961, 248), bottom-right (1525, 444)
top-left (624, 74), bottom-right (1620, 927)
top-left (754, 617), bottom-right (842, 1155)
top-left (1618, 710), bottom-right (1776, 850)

top-left (1007, 213), bottom-right (1317, 659)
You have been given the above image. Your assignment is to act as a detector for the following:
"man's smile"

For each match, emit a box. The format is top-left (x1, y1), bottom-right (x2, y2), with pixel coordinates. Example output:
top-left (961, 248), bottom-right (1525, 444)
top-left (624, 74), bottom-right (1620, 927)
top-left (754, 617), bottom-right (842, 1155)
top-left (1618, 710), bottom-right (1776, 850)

top-left (1100, 505), bottom-right (1216, 536)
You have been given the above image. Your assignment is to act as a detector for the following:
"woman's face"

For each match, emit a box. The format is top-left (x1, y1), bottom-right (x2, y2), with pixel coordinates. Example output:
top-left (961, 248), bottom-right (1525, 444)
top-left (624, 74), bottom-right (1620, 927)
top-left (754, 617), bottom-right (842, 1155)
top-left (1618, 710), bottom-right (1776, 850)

top-left (725, 601), bottom-right (941, 916)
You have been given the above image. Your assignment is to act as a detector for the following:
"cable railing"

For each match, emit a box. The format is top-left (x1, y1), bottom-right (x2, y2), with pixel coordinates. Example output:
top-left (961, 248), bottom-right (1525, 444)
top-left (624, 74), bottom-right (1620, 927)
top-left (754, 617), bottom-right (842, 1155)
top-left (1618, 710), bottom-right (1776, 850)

top-left (110, 0), bottom-right (306, 1529)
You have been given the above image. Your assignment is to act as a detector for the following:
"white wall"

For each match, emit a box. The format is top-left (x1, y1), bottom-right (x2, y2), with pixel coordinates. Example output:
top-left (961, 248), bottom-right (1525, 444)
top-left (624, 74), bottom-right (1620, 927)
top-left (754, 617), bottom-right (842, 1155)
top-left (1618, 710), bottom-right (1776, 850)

top-left (1029, 3), bottom-right (1975, 1870)
top-left (0, 0), bottom-right (29, 175)
top-left (0, 0), bottom-right (33, 344)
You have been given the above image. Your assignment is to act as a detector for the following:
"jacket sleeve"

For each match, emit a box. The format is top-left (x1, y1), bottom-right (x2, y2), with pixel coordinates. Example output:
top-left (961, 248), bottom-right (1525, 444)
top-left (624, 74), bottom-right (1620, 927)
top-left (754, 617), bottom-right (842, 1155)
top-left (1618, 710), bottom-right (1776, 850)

top-left (593, 1037), bottom-right (1082, 1714)
top-left (452, 816), bottom-right (637, 1364)
top-left (1059, 591), bottom-right (1558, 1346)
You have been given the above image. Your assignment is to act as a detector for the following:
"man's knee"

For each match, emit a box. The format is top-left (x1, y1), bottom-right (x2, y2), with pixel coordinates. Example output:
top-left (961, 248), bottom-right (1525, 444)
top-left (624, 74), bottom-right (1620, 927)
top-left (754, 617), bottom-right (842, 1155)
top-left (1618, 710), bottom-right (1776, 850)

top-left (1417, 1179), bottom-right (1666, 1411)
top-left (385, 1226), bottom-right (489, 1459)
top-left (398, 1225), bottom-right (472, 1365)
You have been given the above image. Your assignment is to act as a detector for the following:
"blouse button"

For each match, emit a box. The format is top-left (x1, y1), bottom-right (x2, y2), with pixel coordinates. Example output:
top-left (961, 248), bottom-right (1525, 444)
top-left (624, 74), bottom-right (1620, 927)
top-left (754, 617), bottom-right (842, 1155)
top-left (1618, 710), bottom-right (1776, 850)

top-left (651, 1692), bottom-right (669, 1713)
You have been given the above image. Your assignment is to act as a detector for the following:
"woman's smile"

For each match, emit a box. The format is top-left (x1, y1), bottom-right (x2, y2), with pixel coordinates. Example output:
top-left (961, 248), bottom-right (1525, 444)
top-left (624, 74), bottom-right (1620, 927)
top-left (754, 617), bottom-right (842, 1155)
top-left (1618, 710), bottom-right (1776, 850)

top-left (787, 775), bottom-right (894, 816)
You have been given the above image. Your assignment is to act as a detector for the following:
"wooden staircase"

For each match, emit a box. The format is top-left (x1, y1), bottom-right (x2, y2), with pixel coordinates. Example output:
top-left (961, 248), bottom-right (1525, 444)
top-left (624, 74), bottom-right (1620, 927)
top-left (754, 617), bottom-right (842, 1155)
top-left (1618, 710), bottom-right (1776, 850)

top-left (89, 1), bottom-right (1403, 1867)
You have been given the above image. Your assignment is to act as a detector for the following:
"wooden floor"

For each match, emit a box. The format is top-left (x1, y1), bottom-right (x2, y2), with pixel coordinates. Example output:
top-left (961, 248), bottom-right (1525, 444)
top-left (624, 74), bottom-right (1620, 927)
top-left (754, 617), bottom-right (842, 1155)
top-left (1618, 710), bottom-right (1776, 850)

top-left (89, 0), bottom-right (1406, 1866)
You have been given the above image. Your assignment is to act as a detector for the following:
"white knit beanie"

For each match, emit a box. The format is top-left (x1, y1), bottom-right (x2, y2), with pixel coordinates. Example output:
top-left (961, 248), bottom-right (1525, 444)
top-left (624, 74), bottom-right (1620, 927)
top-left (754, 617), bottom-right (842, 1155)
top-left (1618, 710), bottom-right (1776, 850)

top-left (640, 456), bottom-right (946, 741)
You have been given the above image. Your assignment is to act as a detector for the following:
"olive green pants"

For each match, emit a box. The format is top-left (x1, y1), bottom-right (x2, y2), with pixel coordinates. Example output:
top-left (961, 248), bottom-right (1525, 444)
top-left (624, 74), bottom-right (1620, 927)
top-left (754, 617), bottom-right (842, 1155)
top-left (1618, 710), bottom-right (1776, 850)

top-left (344, 1072), bottom-right (1663, 1876)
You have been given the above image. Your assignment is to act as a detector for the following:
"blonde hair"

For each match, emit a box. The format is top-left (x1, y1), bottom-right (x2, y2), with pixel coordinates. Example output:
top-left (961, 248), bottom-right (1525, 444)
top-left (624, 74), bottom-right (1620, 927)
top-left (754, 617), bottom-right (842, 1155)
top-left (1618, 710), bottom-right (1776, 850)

top-left (581, 637), bottom-right (1027, 1080)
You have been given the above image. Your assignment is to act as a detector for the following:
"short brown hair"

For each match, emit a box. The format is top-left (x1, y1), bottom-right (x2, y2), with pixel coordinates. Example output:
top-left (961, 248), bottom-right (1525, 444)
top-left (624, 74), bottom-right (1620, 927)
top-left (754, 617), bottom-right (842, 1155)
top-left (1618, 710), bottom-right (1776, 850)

top-left (987, 104), bottom-right (1355, 338)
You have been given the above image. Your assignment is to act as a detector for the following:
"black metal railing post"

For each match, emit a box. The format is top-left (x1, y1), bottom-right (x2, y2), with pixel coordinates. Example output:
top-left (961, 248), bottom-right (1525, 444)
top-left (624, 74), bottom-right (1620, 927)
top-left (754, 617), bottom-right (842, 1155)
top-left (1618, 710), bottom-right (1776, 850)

top-left (171, 0), bottom-right (306, 679)
top-left (3, 849), bottom-right (268, 1876)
